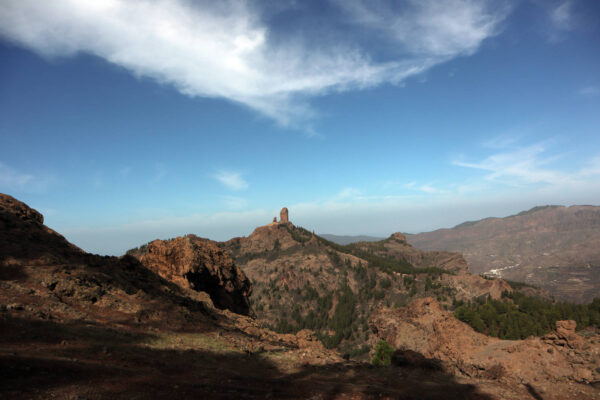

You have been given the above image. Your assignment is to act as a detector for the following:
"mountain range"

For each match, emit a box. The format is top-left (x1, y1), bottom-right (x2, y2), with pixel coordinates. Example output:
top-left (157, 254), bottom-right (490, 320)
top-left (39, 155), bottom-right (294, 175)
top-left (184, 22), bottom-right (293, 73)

top-left (407, 205), bottom-right (600, 303)
top-left (2, 194), bottom-right (599, 399)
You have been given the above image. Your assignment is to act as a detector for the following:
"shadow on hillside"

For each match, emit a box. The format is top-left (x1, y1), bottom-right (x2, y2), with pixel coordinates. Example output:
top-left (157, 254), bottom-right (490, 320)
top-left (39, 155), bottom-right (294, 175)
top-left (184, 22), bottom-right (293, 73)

top-left (0, 265), bottom-right (28, 281)
top-left (0, 316), bottom-right (494, 400)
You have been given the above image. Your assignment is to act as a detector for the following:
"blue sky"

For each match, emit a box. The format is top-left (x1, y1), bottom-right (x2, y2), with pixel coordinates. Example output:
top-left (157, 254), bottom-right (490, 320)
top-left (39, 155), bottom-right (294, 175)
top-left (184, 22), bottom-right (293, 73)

top-left (1, 0), bottom-right (599, 255)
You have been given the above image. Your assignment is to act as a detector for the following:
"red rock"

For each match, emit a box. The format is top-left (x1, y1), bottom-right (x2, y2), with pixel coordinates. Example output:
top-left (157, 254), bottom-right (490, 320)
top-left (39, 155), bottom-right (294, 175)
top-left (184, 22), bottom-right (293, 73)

top-left (280, 207), bottom-right (289, 223)
top-left (135, 235), bottom-right (253, 316)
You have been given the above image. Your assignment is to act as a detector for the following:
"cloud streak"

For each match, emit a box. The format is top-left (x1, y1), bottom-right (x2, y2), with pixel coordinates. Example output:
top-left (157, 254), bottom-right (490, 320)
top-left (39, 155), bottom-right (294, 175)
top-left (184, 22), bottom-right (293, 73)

top-left (0, 0), bottom-right (508, 126)
top-left (213, 170), bottom-right (248, 191)
top-left (0, 161), bottom-right (53, 192)
top-left (453, 143), bottom-right (568, 186)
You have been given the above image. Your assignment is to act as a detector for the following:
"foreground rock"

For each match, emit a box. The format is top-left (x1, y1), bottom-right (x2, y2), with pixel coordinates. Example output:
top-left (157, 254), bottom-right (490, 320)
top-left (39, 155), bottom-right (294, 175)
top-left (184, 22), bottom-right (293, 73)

top-left (370, 297), bottom-right (600, 399)
top-left (132, 235), bottom-right (252, 315)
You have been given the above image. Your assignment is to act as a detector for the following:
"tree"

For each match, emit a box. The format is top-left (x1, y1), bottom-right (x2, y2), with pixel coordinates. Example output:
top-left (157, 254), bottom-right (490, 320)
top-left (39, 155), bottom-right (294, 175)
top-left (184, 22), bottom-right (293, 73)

top-left (372, 340), bottom-right (394, 366)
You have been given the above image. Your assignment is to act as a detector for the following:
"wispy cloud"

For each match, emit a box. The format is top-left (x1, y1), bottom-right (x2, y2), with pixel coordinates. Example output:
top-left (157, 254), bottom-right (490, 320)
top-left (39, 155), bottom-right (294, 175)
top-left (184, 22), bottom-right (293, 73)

top-left (221, 195), bottom-right (248, 210)
top-left (579, 156), bottom-right (600, 176)
top-left (335, 0), bottom-right (509, 57)
top-left (0, 161), bottom-right (53, 192)
top-left (0, 0), bottom-right (508, 126)
top-left (213, 170), bottom-right (248, 191)
top-left (578, 86), bottom-right (600, 97)
top-left (482, 134), bottom-right (520, 149)
top-left (336, 187), bottom-right (362, 200)
top-left (453, 143), bottom-right (568, 186)
top-left (152, 163), bottom-right (167, 183)
top-left (0, 162), bottom-right (33, 188)
top-left (417, 184), bottom-right (445, 194)
top-left (550, 1), bottom-right (573, 31)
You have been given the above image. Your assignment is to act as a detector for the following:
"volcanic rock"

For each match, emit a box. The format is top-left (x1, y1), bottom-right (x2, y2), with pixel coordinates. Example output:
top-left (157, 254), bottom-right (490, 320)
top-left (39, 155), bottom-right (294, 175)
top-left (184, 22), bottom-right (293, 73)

top-left (280, 207), bottom-right (289, 223)
top-left (369, 298), bottom-right (600, 387)
top-left (134, 235), bottom-right (252, 316)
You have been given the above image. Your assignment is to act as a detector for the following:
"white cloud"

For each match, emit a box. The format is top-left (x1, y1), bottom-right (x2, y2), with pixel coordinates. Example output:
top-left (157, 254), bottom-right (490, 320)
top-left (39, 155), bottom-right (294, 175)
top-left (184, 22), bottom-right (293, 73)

top-left (453, 143), bottom-right (568, 186)
top-left (213, 170), bottom-right (248, 191)
top-left (335, 0), bottom-right (508, 57)
top-left (0, 0), bottom-right (508, 126)
top-left (550, 1), bottom-right (573, 31)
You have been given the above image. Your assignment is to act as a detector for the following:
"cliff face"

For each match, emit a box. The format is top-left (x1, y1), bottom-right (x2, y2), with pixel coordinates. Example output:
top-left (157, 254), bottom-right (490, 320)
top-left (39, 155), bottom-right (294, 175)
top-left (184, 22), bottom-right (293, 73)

top-left (133, 235), bottom-right (252, 316)
top-left (408, 205), bottom-right (600, 303)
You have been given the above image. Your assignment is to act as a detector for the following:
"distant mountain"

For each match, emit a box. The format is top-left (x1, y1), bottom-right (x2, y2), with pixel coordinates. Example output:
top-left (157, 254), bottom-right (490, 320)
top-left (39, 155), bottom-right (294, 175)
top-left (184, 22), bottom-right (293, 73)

top-left (319, 234), bottom-right (385, 245)
top-left (407, 205), bottom-right (600, 303)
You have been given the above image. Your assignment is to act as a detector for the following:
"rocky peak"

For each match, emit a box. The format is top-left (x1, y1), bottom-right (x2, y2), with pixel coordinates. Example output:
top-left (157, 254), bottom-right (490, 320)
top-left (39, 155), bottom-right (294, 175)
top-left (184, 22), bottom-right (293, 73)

top-left (0, 193), bottom-right (44, 224)
top-left (390, 232), bottom-right (407, 242)
top-left (280, 207), bottom-right (289, 223)
top-left (134, 235), bottom-right (253, 316)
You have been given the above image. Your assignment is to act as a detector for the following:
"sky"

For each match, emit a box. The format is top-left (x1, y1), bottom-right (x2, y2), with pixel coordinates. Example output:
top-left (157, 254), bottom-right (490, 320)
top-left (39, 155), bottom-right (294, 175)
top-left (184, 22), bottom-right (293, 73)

top-left (1, 0), bottom-right (599, 255)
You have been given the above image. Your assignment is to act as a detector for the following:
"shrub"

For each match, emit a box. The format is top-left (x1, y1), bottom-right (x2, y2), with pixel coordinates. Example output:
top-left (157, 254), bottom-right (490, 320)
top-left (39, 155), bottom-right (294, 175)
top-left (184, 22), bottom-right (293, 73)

top-left (371, 340), bottom-right (394, 366)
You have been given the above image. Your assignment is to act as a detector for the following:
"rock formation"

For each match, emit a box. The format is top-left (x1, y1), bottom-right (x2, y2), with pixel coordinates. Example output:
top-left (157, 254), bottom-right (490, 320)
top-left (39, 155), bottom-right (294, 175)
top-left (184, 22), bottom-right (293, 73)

top-left (280, 207), bottom-right (289, 223)
top-left (369, 297), bottom-right (600, 392)
top-left (134, 235), bottom-right (253, 316)
top-left (390, 232), bottom-right (407, 242)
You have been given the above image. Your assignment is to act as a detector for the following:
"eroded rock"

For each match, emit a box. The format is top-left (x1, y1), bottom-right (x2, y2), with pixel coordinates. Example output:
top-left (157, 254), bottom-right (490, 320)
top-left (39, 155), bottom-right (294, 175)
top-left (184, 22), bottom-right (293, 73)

top-left (136, 235), bottom-right (253, 316)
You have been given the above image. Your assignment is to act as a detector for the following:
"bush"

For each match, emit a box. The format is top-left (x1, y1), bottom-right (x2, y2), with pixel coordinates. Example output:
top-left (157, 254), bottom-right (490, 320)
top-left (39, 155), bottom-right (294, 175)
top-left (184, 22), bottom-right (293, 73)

top-left (371, 340), bottom-right (394, 366)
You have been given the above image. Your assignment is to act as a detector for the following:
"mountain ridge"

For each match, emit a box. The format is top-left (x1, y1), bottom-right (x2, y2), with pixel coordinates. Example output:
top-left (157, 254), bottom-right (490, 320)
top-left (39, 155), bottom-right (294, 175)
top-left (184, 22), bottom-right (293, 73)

top-left (407, 204), bottom-right (600, 303)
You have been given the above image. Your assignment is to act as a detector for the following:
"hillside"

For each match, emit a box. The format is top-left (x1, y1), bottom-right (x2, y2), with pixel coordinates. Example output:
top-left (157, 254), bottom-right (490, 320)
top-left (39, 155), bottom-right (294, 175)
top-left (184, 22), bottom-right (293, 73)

top-left (408, 205), bottom-right (600, 303)
top-left (220, 209), bottom-right (515, 357)
top-left (319, 234), bottom-right (385, 245)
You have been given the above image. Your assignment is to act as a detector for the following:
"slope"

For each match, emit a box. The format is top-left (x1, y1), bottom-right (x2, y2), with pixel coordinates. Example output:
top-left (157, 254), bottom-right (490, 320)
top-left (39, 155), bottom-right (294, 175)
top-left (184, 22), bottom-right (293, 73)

top-left (407, 205), bottom-right (600, 303)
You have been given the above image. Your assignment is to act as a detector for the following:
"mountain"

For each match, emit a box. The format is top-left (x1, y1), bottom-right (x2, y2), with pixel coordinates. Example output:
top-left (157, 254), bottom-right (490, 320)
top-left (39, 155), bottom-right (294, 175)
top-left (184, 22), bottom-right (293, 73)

top-left (0, 194), bottom-right (343, 398)
top-left (219, 210), bottom-right (516, 356)
top-left (407, 205), bottom-right (600, 303)
top-left (319, 234), bottom-right (385, 245)
top-left (3, 194), bottom-right (599, 399)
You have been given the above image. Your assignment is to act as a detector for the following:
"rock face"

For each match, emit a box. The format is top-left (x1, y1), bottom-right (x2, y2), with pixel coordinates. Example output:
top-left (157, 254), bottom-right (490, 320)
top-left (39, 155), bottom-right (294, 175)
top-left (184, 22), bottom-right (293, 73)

top-left (369, 298), bottom-right (600, 389)
top-left (280, 207), bottom-right (289, 223)
top-left (135, 235), bottom-right (253, 316)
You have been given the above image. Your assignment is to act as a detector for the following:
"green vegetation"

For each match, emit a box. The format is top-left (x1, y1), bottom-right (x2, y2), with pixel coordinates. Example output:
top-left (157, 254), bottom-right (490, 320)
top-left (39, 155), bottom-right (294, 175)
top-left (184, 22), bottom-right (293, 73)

top-left (371, 340), bottom-right (394, 366)
top-left (348, 344), bottom-right (370, 358)
top-left (455, 292), bottom-right (600, 340)
top-left (504, 279), bottom-right (538, 290)
top-left (314, 235), bottom-right (449, 276)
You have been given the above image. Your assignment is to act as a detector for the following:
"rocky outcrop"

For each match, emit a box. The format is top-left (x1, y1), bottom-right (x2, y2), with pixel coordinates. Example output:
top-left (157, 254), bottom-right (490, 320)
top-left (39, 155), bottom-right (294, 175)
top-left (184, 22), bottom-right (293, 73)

top-left (135, 235), bottom-right (253, 316)
top-left (369, 298), bottom-right (600, 388)
top-left (280, 207), bottom-right (289, 223)
top-left (0, 193), bottom-right (44, 224)
top-left (390, 232), bottom-right (407, 242)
